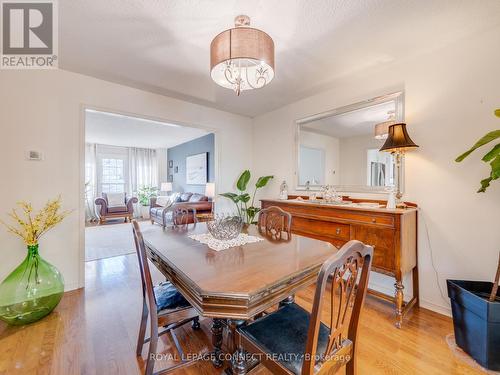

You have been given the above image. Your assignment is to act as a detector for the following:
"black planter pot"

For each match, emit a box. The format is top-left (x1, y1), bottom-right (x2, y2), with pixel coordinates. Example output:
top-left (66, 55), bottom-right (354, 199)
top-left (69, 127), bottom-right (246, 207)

top-left (447, 279), bottom-right (500, 371)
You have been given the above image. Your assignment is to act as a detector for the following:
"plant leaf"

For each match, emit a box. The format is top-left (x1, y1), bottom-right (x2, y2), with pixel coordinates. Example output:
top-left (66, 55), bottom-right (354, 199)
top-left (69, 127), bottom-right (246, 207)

top-left (456, 130), bottom-right (500, 162)
top-left (236, 170), bottom-right (251, 191)
top-left (491, 154), bottom-right (500, 179)
top-left (482, 144), bottom-right (500, 162)
top-left (255, 175), bottom-right (274, 188)
top-left (219, 192), bottom-right (239, 203)
top-left (477, 177), bottom-right (493, 193)
top-left (239, 193), bottom-right (251, 203)
top-left (495, 109), bottom-right (500, 118)
top-left (476, 156), bottom-right (500, 192)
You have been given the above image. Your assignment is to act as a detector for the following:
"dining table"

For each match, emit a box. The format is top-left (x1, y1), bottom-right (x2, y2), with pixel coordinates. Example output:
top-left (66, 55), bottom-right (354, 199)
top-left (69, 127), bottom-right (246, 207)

top-left (140, 222), bottom-right (337, 374)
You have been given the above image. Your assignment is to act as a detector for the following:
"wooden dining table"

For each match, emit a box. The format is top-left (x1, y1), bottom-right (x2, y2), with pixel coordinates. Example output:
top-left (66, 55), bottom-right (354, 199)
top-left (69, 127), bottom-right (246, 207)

top-left (140, 222), bottom-right (337, 374)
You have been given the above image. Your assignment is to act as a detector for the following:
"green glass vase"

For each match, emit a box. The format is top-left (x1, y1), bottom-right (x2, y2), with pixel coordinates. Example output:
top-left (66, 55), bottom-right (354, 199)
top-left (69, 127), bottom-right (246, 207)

top-left (0, 244), bottom-right (64, 325)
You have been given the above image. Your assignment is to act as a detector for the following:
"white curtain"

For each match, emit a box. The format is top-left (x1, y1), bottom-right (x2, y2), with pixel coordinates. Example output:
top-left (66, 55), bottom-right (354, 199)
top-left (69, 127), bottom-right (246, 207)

top-left (128, 147), bottom-right (158, 194)
top-left (85, 143), bottom-right (98, 222)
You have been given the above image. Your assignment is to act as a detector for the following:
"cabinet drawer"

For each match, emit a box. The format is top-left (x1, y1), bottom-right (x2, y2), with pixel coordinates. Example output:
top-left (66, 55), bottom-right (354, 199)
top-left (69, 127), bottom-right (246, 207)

top-left (292, 217), bottom-right (350, 241)
top-left (346, 212), bottom-right (394, 227)
top-left (351, 225), bottom-right (396, 272)
top-left (277, 203), bottom-right (395, 228)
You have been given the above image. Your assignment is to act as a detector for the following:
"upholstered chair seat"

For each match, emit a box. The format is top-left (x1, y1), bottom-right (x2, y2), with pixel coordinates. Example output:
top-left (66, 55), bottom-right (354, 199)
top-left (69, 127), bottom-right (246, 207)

top-left (149, 207), bottom-right (165, 217)
top-left (107, 205), bottom-right (128, 213)
top-left (153, 281), bottom-right (191, 312)
top-left (240, 303), bottom-right (330, 374)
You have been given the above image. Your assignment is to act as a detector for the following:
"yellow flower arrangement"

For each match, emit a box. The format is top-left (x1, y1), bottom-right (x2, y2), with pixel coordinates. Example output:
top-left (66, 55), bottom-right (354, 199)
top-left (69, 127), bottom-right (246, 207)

top-left (0, 196), bottom-right (71, 246)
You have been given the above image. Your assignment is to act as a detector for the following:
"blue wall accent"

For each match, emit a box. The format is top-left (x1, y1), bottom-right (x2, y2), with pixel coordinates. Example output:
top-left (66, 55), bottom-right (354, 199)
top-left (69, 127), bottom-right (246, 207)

top-left (167, 133), bottom-right (215, 194)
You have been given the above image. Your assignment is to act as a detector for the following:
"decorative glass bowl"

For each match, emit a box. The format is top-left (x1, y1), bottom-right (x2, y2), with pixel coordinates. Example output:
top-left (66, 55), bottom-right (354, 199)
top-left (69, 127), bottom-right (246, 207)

top-left (206, 215), bottom-right (243, 240)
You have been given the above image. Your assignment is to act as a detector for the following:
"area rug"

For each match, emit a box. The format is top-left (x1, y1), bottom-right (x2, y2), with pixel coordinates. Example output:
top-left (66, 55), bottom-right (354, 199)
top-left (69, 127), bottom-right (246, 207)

top-left (85, 222), bottom-right (136, 261)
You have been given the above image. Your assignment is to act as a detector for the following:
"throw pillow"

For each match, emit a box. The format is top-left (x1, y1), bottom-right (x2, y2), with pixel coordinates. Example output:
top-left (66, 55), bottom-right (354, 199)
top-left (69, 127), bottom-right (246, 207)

top-left (156, 196), bottom-right (171, 207)
top-left (107, 192), bottom-right (125, 207)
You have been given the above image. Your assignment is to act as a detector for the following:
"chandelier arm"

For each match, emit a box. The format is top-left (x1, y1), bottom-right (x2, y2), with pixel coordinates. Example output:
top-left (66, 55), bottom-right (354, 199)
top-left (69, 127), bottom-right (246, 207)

top-left (243, 61), bottom-right (267, 89)
top-left (224, 65), bottom-right (237, 85)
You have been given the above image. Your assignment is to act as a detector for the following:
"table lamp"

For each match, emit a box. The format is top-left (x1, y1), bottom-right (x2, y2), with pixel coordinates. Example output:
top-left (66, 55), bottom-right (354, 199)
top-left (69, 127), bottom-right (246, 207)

top-left (160, 182), bottom-right (172, 195)
top-left (379, 123), bottom-right (419, 202)
top-left (205, 182), bottom-right (215, 213)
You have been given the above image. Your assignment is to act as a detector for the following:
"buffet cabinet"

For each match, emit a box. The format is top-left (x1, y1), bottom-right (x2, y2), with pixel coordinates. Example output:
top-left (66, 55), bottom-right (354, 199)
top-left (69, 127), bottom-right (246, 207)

top-left (261, 198), bottom-right (418, 328)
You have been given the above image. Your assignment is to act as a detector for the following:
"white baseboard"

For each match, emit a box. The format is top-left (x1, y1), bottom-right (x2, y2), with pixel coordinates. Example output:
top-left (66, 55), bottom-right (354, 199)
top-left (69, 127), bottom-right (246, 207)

top-left (368, 279), bottom-right (452, 317)
top-left (420, 299), bottom-right (452, 317)
top-left (368, 280), bottom-right (397, 298)
top-left (64, 282), bottom-right (81, 292)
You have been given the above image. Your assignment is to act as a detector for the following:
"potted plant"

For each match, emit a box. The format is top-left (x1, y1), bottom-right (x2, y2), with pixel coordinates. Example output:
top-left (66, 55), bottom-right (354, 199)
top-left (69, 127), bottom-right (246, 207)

top-left (0, 197), bottom-right (71, 325)
top-left (137, 186), bottom-right (158, 219)
top-left (220, 170), bottom-right (273, 224)
top-left (450, 108), bottom-right (500, 371)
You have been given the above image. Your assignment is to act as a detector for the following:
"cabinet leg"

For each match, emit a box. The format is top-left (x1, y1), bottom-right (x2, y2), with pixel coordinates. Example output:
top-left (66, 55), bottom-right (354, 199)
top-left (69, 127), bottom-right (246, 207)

top-left (394, 280), bottom-right (404, 329)
top-left (412, 266), bottom-right (420, 307)
top-left (211, 318), bottom-right (224, 368)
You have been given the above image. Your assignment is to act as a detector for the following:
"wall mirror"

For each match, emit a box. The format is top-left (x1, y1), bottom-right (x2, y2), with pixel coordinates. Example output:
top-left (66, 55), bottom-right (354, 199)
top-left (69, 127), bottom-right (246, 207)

top-left (295, 92), bottom-right (404, 193)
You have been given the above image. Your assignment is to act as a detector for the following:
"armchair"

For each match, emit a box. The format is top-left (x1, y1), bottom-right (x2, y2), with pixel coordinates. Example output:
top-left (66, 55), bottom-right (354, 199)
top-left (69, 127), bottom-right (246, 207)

top-left (94, 193), bottom-right (137, 224)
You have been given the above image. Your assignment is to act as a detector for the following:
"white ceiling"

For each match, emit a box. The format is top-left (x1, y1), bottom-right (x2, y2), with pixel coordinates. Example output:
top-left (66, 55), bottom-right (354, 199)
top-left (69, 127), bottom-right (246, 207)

top-left (302, 101), bottom-right (394, 138)
top-left (60, 0), bottom-right (500, 117)
top-left (85, 110), bottom-right (208, 149)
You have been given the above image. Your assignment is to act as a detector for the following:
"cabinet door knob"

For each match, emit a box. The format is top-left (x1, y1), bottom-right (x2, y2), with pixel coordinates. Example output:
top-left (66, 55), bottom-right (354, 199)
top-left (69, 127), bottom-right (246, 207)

top-left (371, 218), bottom-right (376, 223)
top-left (336, 228), bottom-right (341, 235)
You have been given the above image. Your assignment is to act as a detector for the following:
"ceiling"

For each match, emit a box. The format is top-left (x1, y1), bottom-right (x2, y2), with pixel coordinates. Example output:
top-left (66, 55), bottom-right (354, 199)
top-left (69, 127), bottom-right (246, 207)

top-left (85, 110), bottom-right (208, 148)
top-left (60, 0), bottom-right (500, 117)
top-left (302, 101), bottom-right (394, 138)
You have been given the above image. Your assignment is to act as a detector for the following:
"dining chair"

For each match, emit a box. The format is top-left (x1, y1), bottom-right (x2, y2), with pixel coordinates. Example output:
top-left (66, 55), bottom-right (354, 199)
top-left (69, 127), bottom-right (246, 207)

top-left (172, 207), bottom-right (197, 227)
top-left (257, 206), bottom-right (292, 241)
top-left (132, 220), bottom-right (201, 375)
top-left (236, 240), bottom-right (373, 375)
top-left (258, 206), bottom-right (294, 307)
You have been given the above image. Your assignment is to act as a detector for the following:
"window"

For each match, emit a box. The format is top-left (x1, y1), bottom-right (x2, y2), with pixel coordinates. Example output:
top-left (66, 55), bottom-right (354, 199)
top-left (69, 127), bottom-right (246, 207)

top-left (101, 158), bottom-right (126, 193)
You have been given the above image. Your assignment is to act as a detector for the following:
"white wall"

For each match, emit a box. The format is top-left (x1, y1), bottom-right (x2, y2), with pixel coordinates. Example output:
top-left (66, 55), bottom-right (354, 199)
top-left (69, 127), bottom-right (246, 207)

top-left (252, 26), bottom-right (500, 315)
top-left (0, 69), bottom-right (253, 291)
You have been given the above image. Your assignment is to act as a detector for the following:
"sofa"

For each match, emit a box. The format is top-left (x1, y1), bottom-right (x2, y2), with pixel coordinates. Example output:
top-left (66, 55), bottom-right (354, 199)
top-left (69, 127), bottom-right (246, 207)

top-left (150, 192), bottom-right (213, 228)
top-left (94, 192), bottom-right (137, 224)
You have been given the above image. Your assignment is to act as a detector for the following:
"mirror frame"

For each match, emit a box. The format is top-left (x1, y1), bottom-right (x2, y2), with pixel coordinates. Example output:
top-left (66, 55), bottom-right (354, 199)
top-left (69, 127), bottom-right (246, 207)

top-left (294, 91), bottom-right (405, 194)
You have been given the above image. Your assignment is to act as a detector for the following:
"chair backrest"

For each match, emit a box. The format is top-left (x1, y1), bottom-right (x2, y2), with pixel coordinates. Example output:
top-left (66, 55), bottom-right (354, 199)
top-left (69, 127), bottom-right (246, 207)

top-left (172, 207), bottom-right (197, 227)
top-left (301, 240), bottom-right (373, 375)
top-left (102, 192), bottom-right (127, 204)
top-left (132, 220), bottom-right (159, 318)
top-left (257, 206), bottom-right (292, 241)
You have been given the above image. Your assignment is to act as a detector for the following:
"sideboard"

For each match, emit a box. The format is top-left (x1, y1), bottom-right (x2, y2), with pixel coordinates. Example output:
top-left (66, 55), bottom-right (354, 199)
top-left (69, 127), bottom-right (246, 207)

top-left (261, 198), bottom-right (418, 328)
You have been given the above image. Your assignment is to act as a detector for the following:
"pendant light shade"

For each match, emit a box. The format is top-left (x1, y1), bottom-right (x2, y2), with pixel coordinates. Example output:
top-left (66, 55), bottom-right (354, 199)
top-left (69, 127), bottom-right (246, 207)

top-left (380, 123), bottom-right (419, 153)
top-left (374, 121), bottom-right (392, 140)
top-left (210, 15), bottom-right (275, 95)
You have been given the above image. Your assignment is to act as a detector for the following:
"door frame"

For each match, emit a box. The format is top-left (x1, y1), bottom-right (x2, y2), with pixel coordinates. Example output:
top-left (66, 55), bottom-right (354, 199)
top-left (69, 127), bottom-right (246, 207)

top-left (79, 104), bottom-right (220, 288)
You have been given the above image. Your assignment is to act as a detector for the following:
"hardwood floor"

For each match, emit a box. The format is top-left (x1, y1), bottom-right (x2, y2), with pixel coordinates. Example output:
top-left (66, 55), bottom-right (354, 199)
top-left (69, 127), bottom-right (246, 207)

top-left (0, 253), bottom-right (487, 375)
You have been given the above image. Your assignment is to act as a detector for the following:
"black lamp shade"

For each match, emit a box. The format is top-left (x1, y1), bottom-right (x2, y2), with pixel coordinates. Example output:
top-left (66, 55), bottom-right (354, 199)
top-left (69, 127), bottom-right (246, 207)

top-left (379, 123), bottom-right (419, 152)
